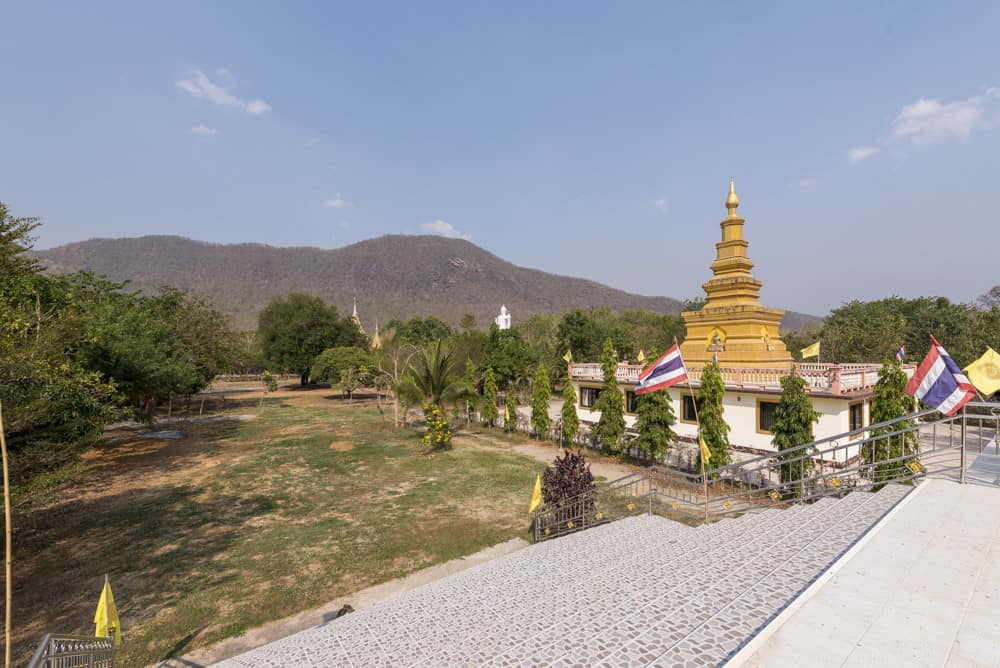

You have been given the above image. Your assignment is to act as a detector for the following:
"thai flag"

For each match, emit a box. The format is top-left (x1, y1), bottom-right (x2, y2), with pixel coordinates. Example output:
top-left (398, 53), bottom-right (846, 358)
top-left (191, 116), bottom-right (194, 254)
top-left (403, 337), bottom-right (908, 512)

top-left (895, 346), bottom-right (905, 362)
top-left (905, 337), bottom-right (976, 416)
top-left (635, 343), bottom-right (688, 395)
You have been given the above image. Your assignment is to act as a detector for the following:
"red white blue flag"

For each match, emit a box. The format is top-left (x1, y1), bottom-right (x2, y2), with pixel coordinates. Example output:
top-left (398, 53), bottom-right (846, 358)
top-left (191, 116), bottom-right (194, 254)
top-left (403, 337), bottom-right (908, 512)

top-left (905, 337), bottom-right (976, 416)
top-left (895, 346), bottom-right (905, 362)
top-left (635, 342), bottom-right (688, 395)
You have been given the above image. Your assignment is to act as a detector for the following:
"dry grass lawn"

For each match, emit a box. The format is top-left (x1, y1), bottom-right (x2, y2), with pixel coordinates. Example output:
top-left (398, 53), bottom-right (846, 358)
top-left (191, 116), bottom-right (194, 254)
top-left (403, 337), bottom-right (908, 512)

top-left (10, 383), bottom-right (547, 666)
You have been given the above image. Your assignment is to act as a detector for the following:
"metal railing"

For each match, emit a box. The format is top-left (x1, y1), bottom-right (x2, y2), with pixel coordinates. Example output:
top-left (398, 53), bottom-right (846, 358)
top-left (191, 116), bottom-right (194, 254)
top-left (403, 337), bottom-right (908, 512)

top-left (28, 634), bottom-right (114, 668)
top-left (533, 401), bottom-right (1000, 541)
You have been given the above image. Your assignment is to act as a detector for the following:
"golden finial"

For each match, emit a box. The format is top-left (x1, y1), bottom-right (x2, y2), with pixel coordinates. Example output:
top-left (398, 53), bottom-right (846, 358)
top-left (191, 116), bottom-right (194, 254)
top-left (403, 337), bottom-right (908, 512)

top-left (726, 177), bottom-right (740, 214)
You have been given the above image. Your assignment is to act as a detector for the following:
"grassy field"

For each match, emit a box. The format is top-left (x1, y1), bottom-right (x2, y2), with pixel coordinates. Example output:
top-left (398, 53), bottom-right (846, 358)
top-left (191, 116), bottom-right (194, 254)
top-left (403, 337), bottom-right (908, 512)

top-left (11, 384), bottom-right (549, 666)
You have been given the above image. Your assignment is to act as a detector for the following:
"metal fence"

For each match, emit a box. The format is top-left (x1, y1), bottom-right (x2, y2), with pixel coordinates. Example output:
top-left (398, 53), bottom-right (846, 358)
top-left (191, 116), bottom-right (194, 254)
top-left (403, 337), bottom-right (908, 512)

top-left (533, 402), bottom-right (1000, 541)
top-left (28, 634), bottom-right (114, 668)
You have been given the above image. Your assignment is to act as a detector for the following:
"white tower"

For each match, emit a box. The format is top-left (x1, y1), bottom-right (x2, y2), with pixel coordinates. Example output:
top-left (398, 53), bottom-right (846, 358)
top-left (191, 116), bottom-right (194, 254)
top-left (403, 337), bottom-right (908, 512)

top-left (495, 304), bottom-right (512, 330)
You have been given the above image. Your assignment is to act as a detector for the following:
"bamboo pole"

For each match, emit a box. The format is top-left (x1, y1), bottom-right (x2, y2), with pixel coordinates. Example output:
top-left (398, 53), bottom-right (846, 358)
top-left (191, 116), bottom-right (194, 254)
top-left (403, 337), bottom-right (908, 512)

top-left (1, 402), bottom-right (11, 668)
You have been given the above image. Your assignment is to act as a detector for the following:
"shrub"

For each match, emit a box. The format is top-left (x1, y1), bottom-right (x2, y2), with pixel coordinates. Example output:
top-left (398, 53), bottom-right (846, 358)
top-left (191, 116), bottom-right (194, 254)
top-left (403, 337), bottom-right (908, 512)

top-left (421, 404), bottom-right (452, 450)
top-left (541, 450), bottom-right (595, 506)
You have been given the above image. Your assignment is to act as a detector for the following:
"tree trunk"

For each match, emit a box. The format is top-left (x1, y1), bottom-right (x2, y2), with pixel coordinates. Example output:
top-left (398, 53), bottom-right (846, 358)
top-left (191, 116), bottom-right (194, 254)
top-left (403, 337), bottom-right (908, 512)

top-left (300, 372), bottom-right (308, 386)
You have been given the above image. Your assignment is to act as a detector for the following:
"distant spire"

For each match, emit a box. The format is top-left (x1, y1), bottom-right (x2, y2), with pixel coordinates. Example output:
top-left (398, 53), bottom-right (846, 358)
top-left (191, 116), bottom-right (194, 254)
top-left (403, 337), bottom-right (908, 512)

top-left (352, 297), bottom-right (358, 319)
top-left (725, 177), bottom-right (740, 215)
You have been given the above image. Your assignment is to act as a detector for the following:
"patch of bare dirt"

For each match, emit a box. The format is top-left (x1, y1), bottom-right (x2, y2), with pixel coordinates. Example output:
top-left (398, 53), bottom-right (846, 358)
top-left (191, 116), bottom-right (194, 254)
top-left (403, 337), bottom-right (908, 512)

top-left (330, 441), bottom-right (355, 451)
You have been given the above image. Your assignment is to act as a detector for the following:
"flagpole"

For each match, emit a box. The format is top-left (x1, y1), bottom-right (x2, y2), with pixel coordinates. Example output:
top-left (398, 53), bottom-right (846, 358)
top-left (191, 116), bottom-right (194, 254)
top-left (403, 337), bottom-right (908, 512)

top-left (674, 338), bottom-right (709, 522)
top-left (0, 402), bottom-right (11, 668)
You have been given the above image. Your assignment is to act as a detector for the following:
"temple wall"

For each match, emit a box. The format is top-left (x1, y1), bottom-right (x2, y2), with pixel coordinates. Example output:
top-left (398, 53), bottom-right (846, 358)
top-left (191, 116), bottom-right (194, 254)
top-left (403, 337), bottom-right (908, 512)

top-left (572, 383), bottom-right (864, 458)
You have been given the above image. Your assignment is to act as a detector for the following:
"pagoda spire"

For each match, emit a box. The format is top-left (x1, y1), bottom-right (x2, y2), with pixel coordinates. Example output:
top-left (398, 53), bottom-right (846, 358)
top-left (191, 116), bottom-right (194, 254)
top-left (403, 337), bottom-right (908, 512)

top-left (679, 180), bottom-right (793, 369)
top-left (725, 177), bottom-right (739, 215)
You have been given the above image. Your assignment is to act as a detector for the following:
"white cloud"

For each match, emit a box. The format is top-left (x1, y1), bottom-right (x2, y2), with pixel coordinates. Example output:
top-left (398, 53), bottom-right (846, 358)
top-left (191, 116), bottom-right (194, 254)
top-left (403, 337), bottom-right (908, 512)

top-left (421, 219), bottom-right (471, 240)
top-left (848, 146), bottom-right (879, 163)
top-left (797, 177), bottom-right (815, 188)
top-left (322, 193), bottom-right (350, 209)
top-left (847, 87), bottom-right (1000, 163)
top-left (890, 94), bottom-right (988, 144)
top-left (175, 69), bottom-right (271, 115)
top-left (190, 125), bottom-right (219, 136)
top-left (652, 197), bottom-right (669, 214)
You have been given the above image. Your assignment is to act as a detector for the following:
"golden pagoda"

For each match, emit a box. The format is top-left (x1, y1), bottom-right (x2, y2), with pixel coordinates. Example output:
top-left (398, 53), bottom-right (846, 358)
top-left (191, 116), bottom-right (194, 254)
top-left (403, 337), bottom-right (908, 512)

top-left (679, 180), bottom-right (794, 370)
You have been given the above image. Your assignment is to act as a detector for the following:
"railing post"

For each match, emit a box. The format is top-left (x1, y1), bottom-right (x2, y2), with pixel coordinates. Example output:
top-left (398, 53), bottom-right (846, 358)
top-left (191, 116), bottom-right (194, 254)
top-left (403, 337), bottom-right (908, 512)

top-left (960, 407), bottom-right (967, 485)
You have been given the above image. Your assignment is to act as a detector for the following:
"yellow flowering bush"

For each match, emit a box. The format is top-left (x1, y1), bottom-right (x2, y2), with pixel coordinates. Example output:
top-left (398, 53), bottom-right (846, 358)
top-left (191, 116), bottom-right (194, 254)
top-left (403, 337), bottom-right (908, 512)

top-left (422, 403), bottom-right (452, 450)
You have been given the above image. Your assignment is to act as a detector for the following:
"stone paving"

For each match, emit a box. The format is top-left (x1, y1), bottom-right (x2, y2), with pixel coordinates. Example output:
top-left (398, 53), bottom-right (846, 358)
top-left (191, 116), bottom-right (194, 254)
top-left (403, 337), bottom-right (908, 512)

top-left (214, 485), bottom-right (910, 668)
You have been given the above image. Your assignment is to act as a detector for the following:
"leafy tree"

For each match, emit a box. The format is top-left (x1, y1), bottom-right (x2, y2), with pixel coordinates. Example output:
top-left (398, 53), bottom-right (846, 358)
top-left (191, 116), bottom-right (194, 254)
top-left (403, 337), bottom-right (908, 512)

top-left (864, 359), bottom-right (918, 483)
top-left (373, 332), bottom-right (415, 428)
top-left (556, 308), bottom-right (634, 363)
top-left (482, 325), bottom-right (532, 386)
top-left (385, 316), bottom-right (454, 345)
top-left (772, 374), bottom-right (819, 497)
top-left (561, 383), bottom-right (579, 446)
top-left (593, 338), bottom-right (626, 455)
top-left (258, 293), bottom-right (359, 385)
top-left (531, 362), bottom-right (551, 438)
top-left (633, 390), bottom-right (677, 462)
top-left (514, 313), bottom-right (560, 380)
top-left (339, 365), bottom-right (370, 405)
top-left (312, 347), bottom-right (373, 389)
top-left (682, 297), bottom-right (706, 311)
top-left (463, 359), bottom-right (479, 420)
top-left (504, 390), bottom-right (518, 433)
top-left (619, 309), bottom-right (686, 360)
top-left (482, 367), bottom-right (499, 426)
top-left (697, 360), bottom-right (731, 472)
top-left (258, 369), bottom-right (278, 410)
top-left (459, 313), bottom-right (477, 332)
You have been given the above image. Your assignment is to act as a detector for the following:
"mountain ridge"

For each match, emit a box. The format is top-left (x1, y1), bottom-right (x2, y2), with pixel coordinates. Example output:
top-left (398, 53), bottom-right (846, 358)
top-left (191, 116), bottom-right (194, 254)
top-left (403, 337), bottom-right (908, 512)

top-left (31, 234), bottom-right (822, 332)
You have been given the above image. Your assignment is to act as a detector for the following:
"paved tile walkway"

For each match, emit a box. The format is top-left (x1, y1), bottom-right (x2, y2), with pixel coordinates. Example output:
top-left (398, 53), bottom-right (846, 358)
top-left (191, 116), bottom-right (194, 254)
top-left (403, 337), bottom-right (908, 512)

top-left (214, 486), bottom-right (910, 667)
top-left (740, 478), bottom-right (1000, 667)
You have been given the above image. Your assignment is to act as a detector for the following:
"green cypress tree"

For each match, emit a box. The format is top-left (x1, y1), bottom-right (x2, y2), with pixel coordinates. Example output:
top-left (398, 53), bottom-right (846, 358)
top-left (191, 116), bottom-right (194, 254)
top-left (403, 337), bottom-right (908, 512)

top-left (561, 382), bottom-right (580, 446)
top-left (865, 358), bottom-right (918, 483)
top-left (772, 374), bottom-right (819, 497)
top-left (531, 362), bottom-right (551, 438)
top-left (504, 389), bottom-right (518, 432)
top-left (594, 338), bottom-right (626, 455)
top-left (697, 360), bottom-right (731, 473)
top-left (633, 390), bottom-right (677, 462)
top-left (464, 359), bottom-right (479, 419)
top-left (482, 367), bottom-right (499, 426)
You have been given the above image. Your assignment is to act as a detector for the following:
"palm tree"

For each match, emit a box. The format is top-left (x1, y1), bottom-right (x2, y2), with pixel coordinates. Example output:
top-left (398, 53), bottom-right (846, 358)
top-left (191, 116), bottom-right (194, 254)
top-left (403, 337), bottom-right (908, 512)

top-left (398, 340), bottom-right (467, 412)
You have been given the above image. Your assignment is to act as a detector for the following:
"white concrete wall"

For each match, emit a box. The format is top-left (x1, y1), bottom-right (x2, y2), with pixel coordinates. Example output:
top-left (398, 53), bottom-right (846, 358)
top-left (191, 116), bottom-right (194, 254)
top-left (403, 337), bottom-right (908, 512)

top-left (571, 381), bottom-right (865, 457)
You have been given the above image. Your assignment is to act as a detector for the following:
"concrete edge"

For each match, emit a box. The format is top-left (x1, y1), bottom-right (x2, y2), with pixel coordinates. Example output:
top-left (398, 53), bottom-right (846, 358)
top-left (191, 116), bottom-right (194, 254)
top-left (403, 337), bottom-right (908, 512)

top-left (158, 537), bottom-right (529, 668)
top-left (724, 481), bottom-right (930, 667)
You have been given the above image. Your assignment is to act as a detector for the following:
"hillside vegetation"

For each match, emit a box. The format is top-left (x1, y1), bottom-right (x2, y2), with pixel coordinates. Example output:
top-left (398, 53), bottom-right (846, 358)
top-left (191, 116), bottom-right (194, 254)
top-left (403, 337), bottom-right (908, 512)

top-left (33, 234), bottom-right (820, 331)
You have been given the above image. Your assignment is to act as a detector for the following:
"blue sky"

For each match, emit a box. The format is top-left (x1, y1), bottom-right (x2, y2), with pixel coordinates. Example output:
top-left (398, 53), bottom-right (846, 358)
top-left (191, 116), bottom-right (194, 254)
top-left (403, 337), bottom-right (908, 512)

top-left (1, 2), bottom-right (998, 315)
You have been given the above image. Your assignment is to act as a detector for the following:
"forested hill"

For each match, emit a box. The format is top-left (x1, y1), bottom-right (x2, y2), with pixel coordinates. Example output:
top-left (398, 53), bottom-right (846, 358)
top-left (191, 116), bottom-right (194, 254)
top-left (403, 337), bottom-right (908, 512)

top-left (33, 234), bottom-right (821, 331)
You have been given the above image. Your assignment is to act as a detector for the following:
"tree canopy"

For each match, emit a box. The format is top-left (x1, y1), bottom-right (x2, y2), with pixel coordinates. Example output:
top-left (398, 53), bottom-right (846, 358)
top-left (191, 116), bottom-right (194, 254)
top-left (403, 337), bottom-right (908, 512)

top-left (258, 293), bottom-right (362, 384)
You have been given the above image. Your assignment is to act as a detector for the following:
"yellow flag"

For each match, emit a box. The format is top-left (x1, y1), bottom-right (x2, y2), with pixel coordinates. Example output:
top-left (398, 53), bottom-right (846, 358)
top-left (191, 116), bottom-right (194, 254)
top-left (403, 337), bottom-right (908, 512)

top-left (563, 349), bottom-right (573, 363)
top-left (505, 403), bottom-right (511, 421)
top-left (94, 576), bottom-right (121, 646)
top-left (528, 474), bottom-right (542, 514)
top-left (965, 347), bottom-right (1000, 396)
top-left (699, 435), bottom-right (712, 469)
top-left (800, 341), bottom-right (820, 359)
top-left (637, 350), bottom-right (646, 363)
